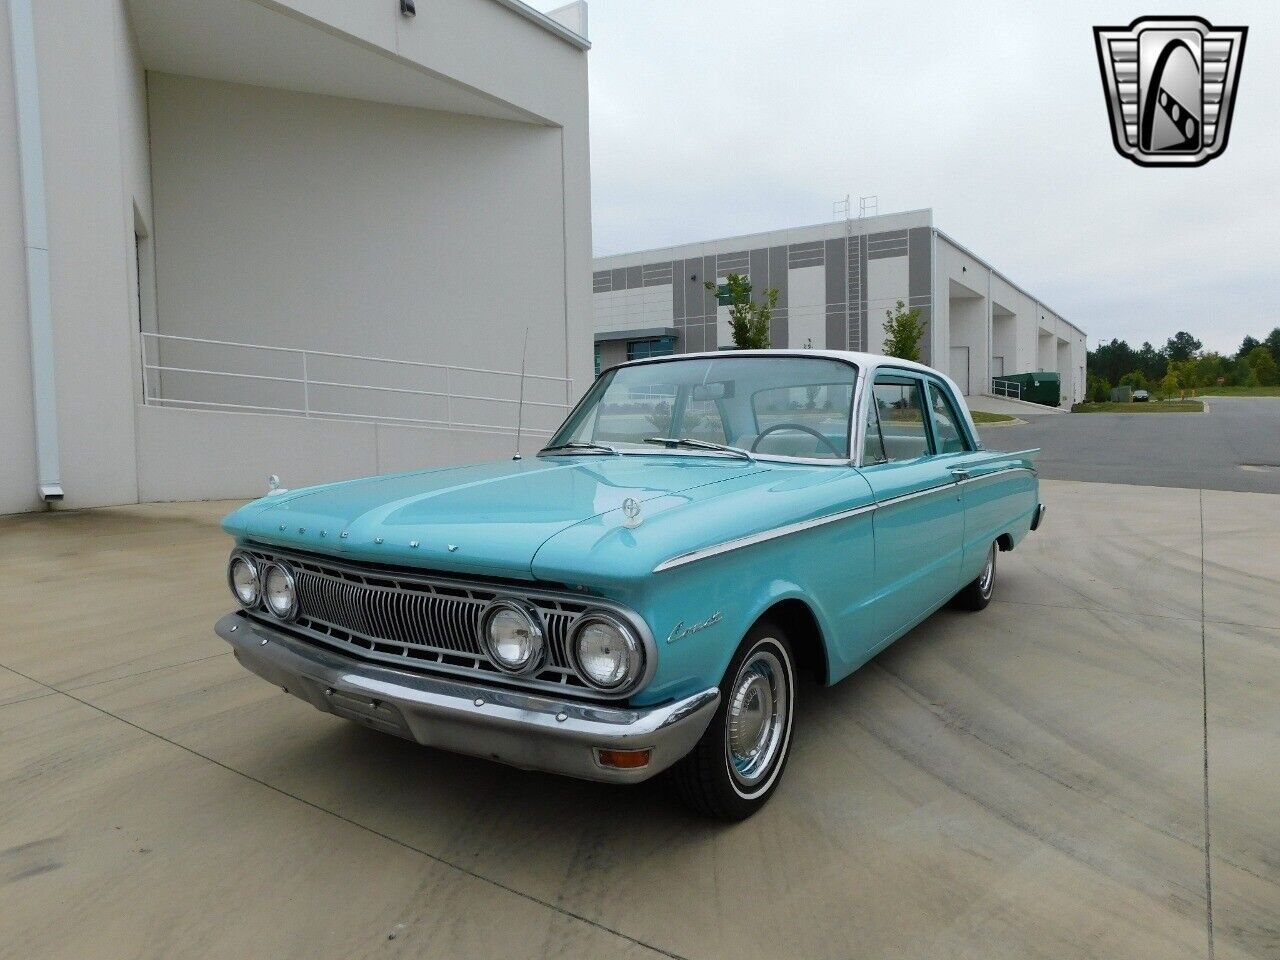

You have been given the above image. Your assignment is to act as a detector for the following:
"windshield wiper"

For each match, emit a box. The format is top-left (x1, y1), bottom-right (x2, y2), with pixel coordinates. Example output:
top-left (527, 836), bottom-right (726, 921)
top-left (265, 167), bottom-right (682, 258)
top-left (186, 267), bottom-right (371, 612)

top-left (538, 441), bottom-right (619, 456)
top-left (643, 437), bottom-right (755, 462)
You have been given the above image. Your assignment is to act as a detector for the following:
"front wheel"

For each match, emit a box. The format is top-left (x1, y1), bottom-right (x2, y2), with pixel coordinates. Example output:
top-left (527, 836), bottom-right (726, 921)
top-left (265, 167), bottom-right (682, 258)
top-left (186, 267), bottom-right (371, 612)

top-left (953, 541), bottom-right (997, 611)
top-left (669, 622), bottom-right (796, 821)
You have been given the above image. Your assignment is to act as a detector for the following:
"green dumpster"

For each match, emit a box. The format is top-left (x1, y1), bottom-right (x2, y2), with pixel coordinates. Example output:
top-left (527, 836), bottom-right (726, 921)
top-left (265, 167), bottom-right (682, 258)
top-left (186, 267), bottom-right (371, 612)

top-left (993, 371), bottom-right (1061, 407)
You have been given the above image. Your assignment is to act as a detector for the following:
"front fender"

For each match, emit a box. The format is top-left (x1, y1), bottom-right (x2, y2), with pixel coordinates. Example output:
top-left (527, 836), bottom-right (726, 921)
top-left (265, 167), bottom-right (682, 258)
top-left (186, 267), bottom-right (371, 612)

top-left (611, 509), bottom-right (876, 708)
top-left (630, 578), bottom-right (837, 707)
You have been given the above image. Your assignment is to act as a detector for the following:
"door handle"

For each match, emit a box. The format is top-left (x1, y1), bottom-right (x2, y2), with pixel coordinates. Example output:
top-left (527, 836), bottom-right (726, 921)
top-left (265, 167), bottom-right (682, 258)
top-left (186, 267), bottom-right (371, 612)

top-left (951, 468), bottom-right (971, 482)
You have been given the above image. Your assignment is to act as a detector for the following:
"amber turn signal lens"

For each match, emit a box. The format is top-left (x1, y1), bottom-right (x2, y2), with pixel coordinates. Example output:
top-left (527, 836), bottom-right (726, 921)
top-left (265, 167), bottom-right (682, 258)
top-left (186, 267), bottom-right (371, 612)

top-left (596, 748), bottom-right (652, 769)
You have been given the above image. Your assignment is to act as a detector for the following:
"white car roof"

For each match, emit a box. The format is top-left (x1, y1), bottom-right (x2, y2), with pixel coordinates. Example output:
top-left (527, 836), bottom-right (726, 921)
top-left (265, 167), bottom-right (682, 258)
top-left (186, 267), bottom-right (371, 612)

top-left (619, 349), bottom-right (959, 393)
top-left (620, 348), bottom-right (940, 376)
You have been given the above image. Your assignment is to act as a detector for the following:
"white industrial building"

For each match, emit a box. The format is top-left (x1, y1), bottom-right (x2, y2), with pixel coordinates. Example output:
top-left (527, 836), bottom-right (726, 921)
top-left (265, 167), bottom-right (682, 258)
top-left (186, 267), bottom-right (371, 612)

top-left (593, 208), bottom-right (1087, 404)
top-left (1, 0), bottom-right (593, 515)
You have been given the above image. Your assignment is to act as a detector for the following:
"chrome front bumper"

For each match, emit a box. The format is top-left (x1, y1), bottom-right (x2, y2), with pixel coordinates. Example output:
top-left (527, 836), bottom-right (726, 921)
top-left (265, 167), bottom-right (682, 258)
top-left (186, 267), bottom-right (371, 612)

top-left (215, 612), bottom-right (719, 784)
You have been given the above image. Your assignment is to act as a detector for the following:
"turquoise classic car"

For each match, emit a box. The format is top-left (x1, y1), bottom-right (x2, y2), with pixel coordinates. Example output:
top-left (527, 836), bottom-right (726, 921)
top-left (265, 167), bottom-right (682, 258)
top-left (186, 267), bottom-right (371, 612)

top-left (217, 351), bottom-right (1045, 820)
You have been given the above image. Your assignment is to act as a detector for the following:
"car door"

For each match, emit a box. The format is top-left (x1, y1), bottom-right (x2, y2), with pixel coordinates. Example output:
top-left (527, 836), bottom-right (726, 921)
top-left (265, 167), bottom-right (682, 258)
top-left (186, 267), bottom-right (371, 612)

top-left (922, 376), bottom-right (986, 581)
top-left (924, 376), bottom-right (1034, 586)
top-left (858, 371), bottom-right (965, 647)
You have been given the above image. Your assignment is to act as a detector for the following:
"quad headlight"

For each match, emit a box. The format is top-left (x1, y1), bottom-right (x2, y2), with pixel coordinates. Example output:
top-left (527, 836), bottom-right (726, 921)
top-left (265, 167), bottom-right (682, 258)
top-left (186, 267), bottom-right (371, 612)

top-left (571, 612), bottom-right (642, 691)
top-left (228, 552), bottom-right (259, 607)
top-left (480, 600), bottom-right (544, 674)
top-left (261, 562), bottom-right (298, 621)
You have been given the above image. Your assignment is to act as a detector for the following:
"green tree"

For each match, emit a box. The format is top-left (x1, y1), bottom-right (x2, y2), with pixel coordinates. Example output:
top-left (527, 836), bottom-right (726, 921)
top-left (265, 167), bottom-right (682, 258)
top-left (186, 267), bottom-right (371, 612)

top-left (1236, 335), bottom-right (1261, 358)
top-left (1167, 358), bottom-right (1197, 388)
top-left (1160, 371), bottom-right (1181, 395)
top-left (1136, 341), bottom-right (1168, 383)
top-left (1164, 331), bottom-right (1202, 362)
top-left (1088, 338), bottom-right (1137, 386)
top-left (1265, 327), bottom-right (1280, 365)
top-left (881, 300), bottom-right (925, 362)
top-left (1246, 345), bottom-right (1279, 386)
top-left (1223, 355), bottom-right (1247, 386)
top-left (1119, 370), bottom-right (1148, 390)
top-left (705, 273), bottom-right (775, 349)
top-left (1192, 352), bottom-right (1226, 387)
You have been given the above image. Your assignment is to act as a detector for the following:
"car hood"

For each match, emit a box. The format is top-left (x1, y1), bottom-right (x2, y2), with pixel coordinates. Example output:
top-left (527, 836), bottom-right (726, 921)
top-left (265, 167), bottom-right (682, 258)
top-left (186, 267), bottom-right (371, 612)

top-left (222, 456), bottom-right (770, 579)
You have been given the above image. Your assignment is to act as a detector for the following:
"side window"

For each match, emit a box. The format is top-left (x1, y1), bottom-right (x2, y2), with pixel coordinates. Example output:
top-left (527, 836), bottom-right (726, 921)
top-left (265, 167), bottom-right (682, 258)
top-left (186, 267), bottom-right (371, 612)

top-left (870, 379), bottom-right (931, 461)
top-left (862, 394), bottom-right (887, 463)
top-left (927, 382), bottom-right (972, 453)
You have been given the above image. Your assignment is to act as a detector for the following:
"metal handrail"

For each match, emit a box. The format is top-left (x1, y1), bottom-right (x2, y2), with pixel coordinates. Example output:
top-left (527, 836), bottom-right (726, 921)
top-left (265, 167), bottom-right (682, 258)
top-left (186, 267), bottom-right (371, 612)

top-left (140, 331), bottom-right (573, 436)
top-left (141, 332), bottom-right (571, 382)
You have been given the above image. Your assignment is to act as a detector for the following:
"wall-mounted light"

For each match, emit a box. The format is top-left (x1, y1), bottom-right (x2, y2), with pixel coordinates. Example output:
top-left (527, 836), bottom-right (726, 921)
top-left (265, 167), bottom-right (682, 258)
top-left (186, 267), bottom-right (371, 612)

top-left (400, 0), bottom-right (416, 16)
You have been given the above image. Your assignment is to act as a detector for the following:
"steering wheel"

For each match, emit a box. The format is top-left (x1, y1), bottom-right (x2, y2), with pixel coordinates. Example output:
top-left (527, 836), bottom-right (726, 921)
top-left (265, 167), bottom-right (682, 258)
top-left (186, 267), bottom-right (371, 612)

top-left (750, 422), bottom-right (841, 456)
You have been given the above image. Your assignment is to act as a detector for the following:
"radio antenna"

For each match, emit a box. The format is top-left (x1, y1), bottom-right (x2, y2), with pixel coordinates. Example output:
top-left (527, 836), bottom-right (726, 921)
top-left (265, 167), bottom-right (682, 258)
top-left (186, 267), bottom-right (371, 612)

top-left (513, 326), bottom-right (529, 460)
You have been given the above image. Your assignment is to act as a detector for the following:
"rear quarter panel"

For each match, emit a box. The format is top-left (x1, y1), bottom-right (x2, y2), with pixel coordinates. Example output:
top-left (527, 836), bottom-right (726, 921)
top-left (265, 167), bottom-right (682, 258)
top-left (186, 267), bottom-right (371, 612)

top-left (955, 449), bottom-right (1039, 584)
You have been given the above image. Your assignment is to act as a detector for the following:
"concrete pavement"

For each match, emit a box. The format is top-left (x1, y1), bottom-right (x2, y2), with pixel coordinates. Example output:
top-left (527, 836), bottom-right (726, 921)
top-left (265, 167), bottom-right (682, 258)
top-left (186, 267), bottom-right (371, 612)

top-left (967, 393), bottom-right (1068, 416)
top-left (989, 397), bottom-right (1280, 493)
top-left (1, 485), bottom-right (1276, 959)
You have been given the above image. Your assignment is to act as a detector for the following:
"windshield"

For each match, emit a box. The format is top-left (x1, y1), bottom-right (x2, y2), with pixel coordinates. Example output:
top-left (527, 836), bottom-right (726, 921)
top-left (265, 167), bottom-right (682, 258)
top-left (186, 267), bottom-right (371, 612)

top-left (548, 356), bottom-right (858, 461)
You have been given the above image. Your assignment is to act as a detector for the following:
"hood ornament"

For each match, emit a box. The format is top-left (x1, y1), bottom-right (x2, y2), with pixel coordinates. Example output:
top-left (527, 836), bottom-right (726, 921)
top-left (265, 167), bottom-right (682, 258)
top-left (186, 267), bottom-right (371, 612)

top-left (622, 497), bottom-right (642, 528)
top-left (266, 474), bottom-right (287, 495)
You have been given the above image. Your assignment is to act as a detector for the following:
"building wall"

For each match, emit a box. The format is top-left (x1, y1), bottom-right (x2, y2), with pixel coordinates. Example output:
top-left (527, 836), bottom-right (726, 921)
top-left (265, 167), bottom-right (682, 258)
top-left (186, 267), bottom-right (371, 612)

top-left (864, 254), bottom-right (909, 357)
top-left (134, 404), bottom-right (544, 503)
top-left (19, 0), bottom-right (150, 511)
top-left (0, 0), bottom-right (41, 514)
top-left (1, 0), bottom-right (590, 514)
top-left (594, 338), bottom-right (627, 372)
top-left (934, 231), bottom-right (1087, 404)
top-left (147, 73), bottom-right (573, 401)
top-left (593, 213), bottom-right (1084, 400)
top-left (592, 210), bottom-right (935, 361)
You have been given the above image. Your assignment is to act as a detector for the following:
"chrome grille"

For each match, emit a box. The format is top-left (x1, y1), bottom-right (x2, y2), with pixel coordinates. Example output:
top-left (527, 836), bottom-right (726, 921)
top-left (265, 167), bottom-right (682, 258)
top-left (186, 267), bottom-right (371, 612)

top-left (243, 546), bottom-right (603, 696)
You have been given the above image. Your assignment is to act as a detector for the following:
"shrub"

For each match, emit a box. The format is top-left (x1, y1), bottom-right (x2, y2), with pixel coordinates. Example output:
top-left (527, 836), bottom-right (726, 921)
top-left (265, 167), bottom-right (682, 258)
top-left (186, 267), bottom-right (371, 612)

top-left (1246, 345), bottom-right (1279, 386)
top-left (1088, 375), bottom-right (1112, 403)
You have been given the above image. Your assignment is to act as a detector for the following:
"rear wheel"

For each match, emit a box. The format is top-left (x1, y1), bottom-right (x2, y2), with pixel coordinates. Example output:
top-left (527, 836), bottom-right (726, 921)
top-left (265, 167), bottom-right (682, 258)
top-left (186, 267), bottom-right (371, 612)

top-left (953, 541), bottom-right (997, 611)
top-left (669, 621), bottom-right (796, 821)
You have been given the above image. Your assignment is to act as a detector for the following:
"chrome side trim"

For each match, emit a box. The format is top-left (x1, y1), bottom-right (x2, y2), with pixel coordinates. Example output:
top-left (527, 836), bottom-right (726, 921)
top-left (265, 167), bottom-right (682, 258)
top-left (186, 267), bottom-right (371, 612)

top-left (653, 501), bottom-right (878, 573)
top-left (652, 466), bottom-right (1036, 573)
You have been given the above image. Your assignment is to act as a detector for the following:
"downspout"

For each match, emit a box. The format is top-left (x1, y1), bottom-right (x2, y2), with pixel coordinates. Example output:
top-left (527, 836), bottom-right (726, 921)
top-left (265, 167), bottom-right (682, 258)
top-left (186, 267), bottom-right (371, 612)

top-left (986, 265), bottom-right (992, 395)
top-left (7, 0), bottom-right (62, 501)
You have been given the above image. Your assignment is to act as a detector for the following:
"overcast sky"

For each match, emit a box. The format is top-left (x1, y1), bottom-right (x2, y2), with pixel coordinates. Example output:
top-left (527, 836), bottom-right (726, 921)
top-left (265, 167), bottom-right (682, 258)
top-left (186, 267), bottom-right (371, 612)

top-left (569, 1), bottom-right (1278, 355)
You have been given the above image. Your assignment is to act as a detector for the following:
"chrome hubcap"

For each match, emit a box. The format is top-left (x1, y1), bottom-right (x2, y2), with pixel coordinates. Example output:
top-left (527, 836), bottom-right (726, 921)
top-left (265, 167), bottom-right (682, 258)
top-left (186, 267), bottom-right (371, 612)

top-left (979, 545), bottom-right (996, 597)
top-left (726, 648), bottom-right (788, 788)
